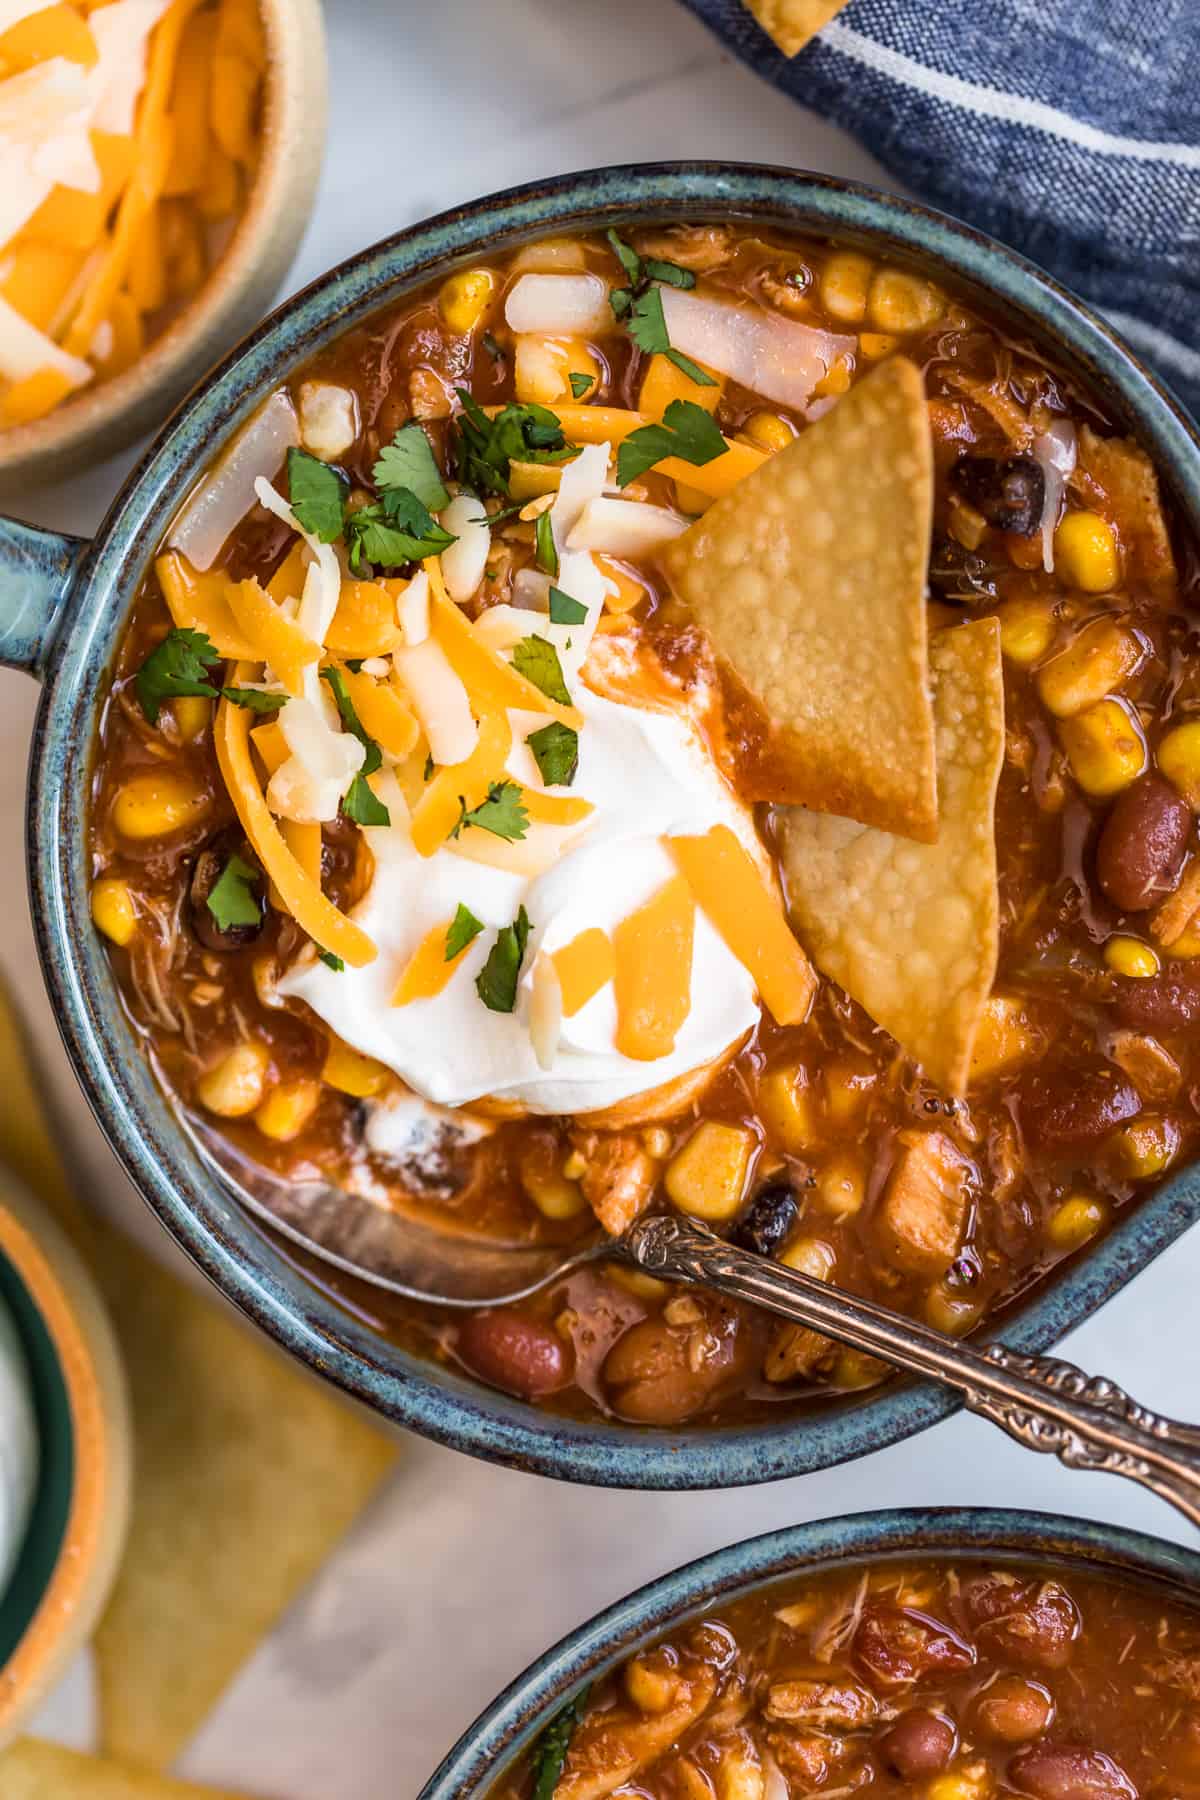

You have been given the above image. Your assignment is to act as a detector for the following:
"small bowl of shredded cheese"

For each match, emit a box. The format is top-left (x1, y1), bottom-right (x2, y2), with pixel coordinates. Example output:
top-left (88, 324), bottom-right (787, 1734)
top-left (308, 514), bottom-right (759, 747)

top-left (0, 0), bottom-right (327, 490)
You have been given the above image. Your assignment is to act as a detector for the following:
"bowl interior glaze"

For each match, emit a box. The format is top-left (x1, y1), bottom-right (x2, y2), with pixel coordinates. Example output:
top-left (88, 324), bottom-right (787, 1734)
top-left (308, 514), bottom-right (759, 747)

top-left (28, 164), bottom-right (1200, 1488)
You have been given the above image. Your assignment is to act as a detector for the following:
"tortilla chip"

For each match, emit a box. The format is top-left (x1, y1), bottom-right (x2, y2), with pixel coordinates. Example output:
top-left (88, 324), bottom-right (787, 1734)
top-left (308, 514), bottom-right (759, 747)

top-left (0, 1739), bottom-right (254, 1799)
top-left (661, 357), bottom-right (937, 840)
top-left (779, 617), bottom-right (1004, 1096)
top-left (90, 1235), bottom-right (398, 1771)
top-left (1072, 425), bottom-right (1178, 598)
top-left (741, 0), bottom-right (849, 54)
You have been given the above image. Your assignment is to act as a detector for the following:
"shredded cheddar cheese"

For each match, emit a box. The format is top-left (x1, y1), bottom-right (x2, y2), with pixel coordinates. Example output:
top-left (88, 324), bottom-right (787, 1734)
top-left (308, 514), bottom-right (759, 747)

top-left (392, 919), bottom-right (470, 1005)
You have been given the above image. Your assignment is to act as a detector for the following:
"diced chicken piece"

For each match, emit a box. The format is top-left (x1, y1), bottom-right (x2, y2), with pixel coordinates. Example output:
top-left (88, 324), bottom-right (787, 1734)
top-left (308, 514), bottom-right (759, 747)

top-left (1073, 426), bottom-right (1177, 597)
top-left (763, 1321), bottom-right (832, 1385)
top-left (556, 1665), bottom-right (716, 1800)
top-left (573, 1131), bottom-right (657, 1236)
top-left (764, 1674), bottom-right (876, 1730)
top-left (878, 1130), bottom-right (969, 1274)
top-left (1106, 1030), bottom-right (1183, 1103)
top-left (1151, 857), bottom-right (1200, 947)
top-left (631, 224), bottom-right (735, 272)
top-left (297, 381), bottom-right (359, 460)
top-left (970, 994), bottom-right (1039, 1082)
top-left (768, 1730), bottom-right (844, 1789)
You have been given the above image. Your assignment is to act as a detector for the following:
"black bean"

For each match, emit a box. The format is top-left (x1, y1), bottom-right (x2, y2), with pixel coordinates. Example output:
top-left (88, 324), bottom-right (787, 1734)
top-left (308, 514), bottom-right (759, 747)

top-left (952, 454), bottom-right (1045, 535)
top-left (733, 1182), bottom-right (799, 1258)
top-left (929, 541), bottom-right (1003, 604)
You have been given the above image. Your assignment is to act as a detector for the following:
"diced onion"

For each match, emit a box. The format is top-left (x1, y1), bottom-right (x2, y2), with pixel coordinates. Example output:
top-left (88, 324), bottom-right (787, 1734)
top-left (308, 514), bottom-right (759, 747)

top-left (1033, 419), bottom-right (1078, 573)
top-left (512, 569), bottom-right (552, 612)
top-left (763, 1754), bottom-right (789, 1800)
top-left (504, 273), bottom-right (611, 338)
top-left (393, 636), bottom-right (478, 765)
top-left (439, 495), bottom-right (491, 602)
top-left (170, 393), bottom-right (299, 572)
top-left (567, 496), bottom-right (688, 558)
top-left (0, 293), bottom-right (91, 386)
top-left (397, 568), bottom-right (430, 645)
top-left (659, 284), bottom-right (853, 410)
top-left (528, 954), bottom-right (562, 1071)
top-left (512, 240), bottom-right (586, 274)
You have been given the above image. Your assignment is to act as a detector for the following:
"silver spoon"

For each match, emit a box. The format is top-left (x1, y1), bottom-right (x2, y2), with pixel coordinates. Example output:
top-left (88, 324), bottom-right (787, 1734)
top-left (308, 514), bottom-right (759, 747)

top-left (188, 1115), bottom-right (1200, 1528)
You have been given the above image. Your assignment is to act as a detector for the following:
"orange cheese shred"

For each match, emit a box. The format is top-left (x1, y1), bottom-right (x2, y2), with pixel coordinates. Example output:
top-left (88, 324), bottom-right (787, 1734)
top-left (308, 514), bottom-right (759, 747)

top-left (249, 719), bottom-right (287, 777)
top-left (427, 563), bottom-right (581, 730)
top-left (0, 3), bottom-right (97, 72)
top-left (0, 369), bottom-right (77, 428)
top-left (495, 405), bottom-right (766, 501)
top-left (225, 577), bottom-right (320, 697)
top-left (282, 819), bottom-right (322, 887)
top-left (325, 579), bottom-right (405, 657)
top-left (552, 927), bottom-right (615, 1017)
top-left (519, 788), bottom-right (593, 828)
top-left (670, 824), bottom-right (817, 1026)
top-left (215, 678), bottom-right (375, 967)
top-left (24, 130), bottom-right (135, 252)
top-left (392, 920), bottom-right (471, 1005)
top-left (155, 551), bottom-right (257, 658)
top-left (409, 712), bottom-right (512, 859)
top-left (266, 540), bottom-right (308, 607)
top-left (340, 666), bottom-right (419, 761)
top-left (163, 8), bottom-right (217, 196)
top-left (612, 875), bottom-right (694, 1061)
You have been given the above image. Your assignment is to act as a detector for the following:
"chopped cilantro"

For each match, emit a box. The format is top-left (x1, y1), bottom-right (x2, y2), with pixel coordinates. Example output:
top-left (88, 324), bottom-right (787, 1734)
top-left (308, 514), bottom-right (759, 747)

top-left (616, 398), bottom-right (726, 488)
top-left (642, 257), bottom-right (697, 290)
top-left (568, 370), bottom-right (593, 399)
top-left (317, 947), bottom-right (344, 972)
top-left (526, 720), bottom-right (578, 787)
top-left (134, 627), bottom-right (222, 726)
top-left (220, 686), bottom-right (288, 714)
top-left (606, 228), bottom-right (642, 283)
top-left (548, 585), bottom-right (587, 626)
top-left (206, 854), bottom-right (261, 932)
top-left (512, 634), bottom-right (571, 705)
top-left (286, 447), bottom-right (347, 543)
top-left (445, 903), bottom-right (485, 961)
top-left (453, 390), bottom-right (574, 495)
top-left (344, 486), bottom-right (455, 573)
top-left (320, 666), bottom-right (391, 826)
top-left (453, 780), bottom-right (528, 842)
top-left (343, 772), bottom-right (390, 827)
top-left (423, 751), bottom-right (435, 781)
top-left (372, 423), bottom-right (450, 512)
top-left (530, 1686), bottom-right (591, 1800)
top-left (534, 507), bottom-right (558, 577)
top-left (344, 658), bottom-right (365, 673)
top-left (606, 228), bottom-right (697, 328)
top-left (627, 287), bottom-right (715, 387)
top-left (475, 904), bottom-right (531, 1013)
top-left (482, 330), bottom-right (505, 362)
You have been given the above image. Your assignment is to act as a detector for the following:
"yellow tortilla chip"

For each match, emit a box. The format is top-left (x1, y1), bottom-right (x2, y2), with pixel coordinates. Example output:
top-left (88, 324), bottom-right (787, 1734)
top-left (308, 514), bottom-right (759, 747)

top-left (91, 1235), bottom-right (398, 1771)
top-left (741, 0), bottom-right (849, 54)
top-left (661, 357), bottom-right (937, 840)
top-left (779, 617), bottom-right (1004, 1096)
top-left (0, 1739), bottom-right (254, 1799)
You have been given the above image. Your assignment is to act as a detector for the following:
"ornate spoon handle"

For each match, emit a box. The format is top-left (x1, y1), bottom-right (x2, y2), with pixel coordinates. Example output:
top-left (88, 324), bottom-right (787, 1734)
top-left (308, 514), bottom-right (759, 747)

top-left (621, 1215), bottom-right (1200, 1529)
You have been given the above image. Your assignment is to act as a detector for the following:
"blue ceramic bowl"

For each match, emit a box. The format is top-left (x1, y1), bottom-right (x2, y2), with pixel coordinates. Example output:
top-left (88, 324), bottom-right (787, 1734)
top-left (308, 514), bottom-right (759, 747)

top-left (2, 164), bottom-right (1198, 1488)
top-left (419, 1507), bottom-right (1200, 1797)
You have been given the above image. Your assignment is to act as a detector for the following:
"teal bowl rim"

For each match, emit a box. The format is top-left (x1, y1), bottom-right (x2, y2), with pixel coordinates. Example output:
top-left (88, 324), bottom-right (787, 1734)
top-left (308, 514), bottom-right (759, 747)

top-left (0, 1251), bottom-right (70, 1669)
top-left (17, 161), bottom-right (1200, 1488)
top-left (417, 1506), bottom-right (1200, 1797)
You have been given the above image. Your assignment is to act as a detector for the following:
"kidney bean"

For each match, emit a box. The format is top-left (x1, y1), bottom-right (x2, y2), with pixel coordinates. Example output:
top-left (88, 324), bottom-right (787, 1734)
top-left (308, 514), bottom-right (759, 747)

top-left (877, 1708), bottom-right (957, 1777)
top-left (1009, 1745), bottom-right (1138, 1800)
top-left (965, 1575), bottom-right (1081, 1669)
top-left (854, 1605), bottom-right (975, 1690)
top-left (1017, 1069), bottom-right (1141, 1152)
top-left (455, 1309), bottom-right (571, 1400)
top-left (1115, 962), bottom-right (1200, 1032)
top-left (603, 1303), bottom-right (752, 1425)
top-left (973, 1674), bottom-right (1057, 1743)
top-left (1095, 776), bottom-right (1192, 912)
top-left (734, 1182), bottom-right (800, 1258)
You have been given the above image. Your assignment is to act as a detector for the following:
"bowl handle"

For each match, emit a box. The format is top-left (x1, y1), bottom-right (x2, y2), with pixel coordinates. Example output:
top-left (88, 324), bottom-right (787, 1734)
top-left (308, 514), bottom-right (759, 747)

top-left (0, 517), bottom-right (87, 678)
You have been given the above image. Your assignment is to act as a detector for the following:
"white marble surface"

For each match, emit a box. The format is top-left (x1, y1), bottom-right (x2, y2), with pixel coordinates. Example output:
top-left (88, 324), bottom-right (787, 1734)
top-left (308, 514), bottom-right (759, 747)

top-left (9, 1), bottom-right (1199, 1795)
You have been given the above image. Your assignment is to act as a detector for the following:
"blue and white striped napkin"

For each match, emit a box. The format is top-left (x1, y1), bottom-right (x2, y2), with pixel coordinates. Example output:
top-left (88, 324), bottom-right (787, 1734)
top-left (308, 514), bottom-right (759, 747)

top-left (680, 0), bottom-right (1200, 419)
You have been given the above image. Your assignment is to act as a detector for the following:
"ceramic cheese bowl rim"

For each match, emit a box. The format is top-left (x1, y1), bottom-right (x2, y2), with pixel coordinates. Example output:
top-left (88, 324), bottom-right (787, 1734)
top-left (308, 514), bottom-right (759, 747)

top-left (3, 162), bottom-right (1199, 1488)
top-left (417, 1507), bottom-right (1200, 1797)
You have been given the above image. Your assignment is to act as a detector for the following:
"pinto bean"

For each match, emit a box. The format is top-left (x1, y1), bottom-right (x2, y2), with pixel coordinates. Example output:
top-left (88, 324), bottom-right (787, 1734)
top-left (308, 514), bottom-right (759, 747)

top-left (1009, 1745), bottom-right (1138, 1800)
top-left (603, 1302), bottom-right (751, 1425)
top-left (965, 1575), bottom-right (1081, 1669)
top-left (1114, 962), bottom-right (1200, 1031)
top-left (1017, 1069), bottom-right (1141, 1151)
top-left (1096, 776), bottom-right (1192, 911)
top-left (877, 1708), bottom-right (957, 1777)
top-left (455, 1310), bottom-right (571, 1400)
top-left (853, 1605), bottom-right (975, 1690)
top-left (973, 1675), bottom-right (1057, 1743)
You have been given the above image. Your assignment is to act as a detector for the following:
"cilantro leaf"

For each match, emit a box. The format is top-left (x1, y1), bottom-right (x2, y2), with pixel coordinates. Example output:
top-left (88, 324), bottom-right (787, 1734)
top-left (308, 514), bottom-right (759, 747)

top-left (286, 448), bottom-right (347, 543)
top-left (343, 772), bottom-right (390, 827)
top-left (526, 720), bottom-right (578, 787)
top-left (512, 635), bottom-right (571, 705)
top-left (642, 257), bottom-right (696, 290)
top-left (627, 289), bottom-right (715, 387)
top-left (134, 627), bottom-right (221, 725)
top-left (530, 1686), bottom-right (591, 1800)
top-left (372, 424), bottom-right (450, 512)
top-left (317, 947), bottom-right (344, 971)
top-left (453, 391), bottom-right (574, 495)
top-left (445, 903), bottom-right (485, 961)
top-left (548, 586), bottom-right (587, 625)
top-left (534, 507), bottom-right (558, 578)
top-left (320, 666), bottom-right (391, 826)
top-left (482, 330), bottom-right (504, 362)
top-left (568, 371), bottom-right (593, 399)
top-left (616, 398), bottom-right (726, 488)
top-left (606, 228), bottom-right (642, 283)
top-left (206, 854), bottom-right (262, 932)
top-left (475, 905), bottom-right (531, 1014)
top-left (454, 780), bottom-right (528, 842)
top-left (344, 487), bottom-right (455, 573)
top-left (608, 286), bottom-right (633, 319)
top-left (221, 687), bottom-right (288, 714)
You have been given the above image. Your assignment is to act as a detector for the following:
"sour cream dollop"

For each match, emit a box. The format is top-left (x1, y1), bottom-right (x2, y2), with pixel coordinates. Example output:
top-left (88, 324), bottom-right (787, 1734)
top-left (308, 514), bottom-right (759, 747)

top-left (0, 1294), bottom-right (38, 1603)
top-left (282, 681), bottom-right (760, 1115)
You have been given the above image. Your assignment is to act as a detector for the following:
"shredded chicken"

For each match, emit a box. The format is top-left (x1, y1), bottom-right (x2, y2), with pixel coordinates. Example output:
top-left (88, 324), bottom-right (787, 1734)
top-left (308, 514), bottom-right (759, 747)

top-left (1151, 857), bottom-right (1200, 947)
top-left (878, 1131), bottom-right (970, 1273)
top-left (764, 1675), bottom-right (876, 1730)
top-left (556, 1665), bottom-right (717, 1800)
top-left (573, 1131), bottom-right (657, 1235)
top-left (631, 224), bottom-right (735, 272)
top-left (1106, 1030), bottom-right (1183, 1103)
top-left (763, 1321), bottom-right (832, 1384)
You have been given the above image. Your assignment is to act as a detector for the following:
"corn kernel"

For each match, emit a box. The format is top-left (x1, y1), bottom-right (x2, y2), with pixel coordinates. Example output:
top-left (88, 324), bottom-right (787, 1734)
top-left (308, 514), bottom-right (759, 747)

top-left (519, 1156), bottom-right (587, 1220)
top-left (254, 1079), bottom-right (321, 1142)
top-left (1060, 698), bottom-right (1147, 796)
top-left (594, 554), bottom-right (648, 614)
top-left (642, 1125), bottom-right (672, 1159)
top-left (673, 480), bottom-right (714, 515)
top-left (624, 1656), bottom-right (679, 1714)
top-left (868, 268), bottom-right (944, 334)
top-left (781, 1236), bottom-right (835, 1279)
top-left (639, 351), bottom-right (721, 419)
top-left (926, 1766), bottom-right (992, 1800)
top-left (1048, 1194), bottom-right (1107, 1251)
top-left (815, 1155), bottom-right (865, 1218)
top-left (757, 1063), bottom-right (813, 1154)
top-left (948, 493), bottom-right (988, 552)
top-left (823, 1057), bottom-right (876, 1124)
top-left (717, 1752), bottom-right (766, 1800)
top-left (438, 266), bottom-right (497, 335)
top-left (173, 695), bottom-right (211, 742)
top-left (1053, 511), bottom-right (1120, 592)
top-left (1036, 617), bottom-right (1142, 718)
top-left (997, 595), bottom-right (1056, 667)
top-left (91, 876), bottom-right (136, 947)
top-left (1113, 1115), bottom-right (1180, 1179)
top-left (322, 1037), bottom-right (388, 1098)
top-left (610, 1267), bottom-right (669, 1301)
top-left (741, 409), bottom-right (794, 453)
top-left (925, 1282), bottom-right (984, 1336)
top-left (197, 1042), bottom-right (270, 1118)
top-left (820, 251), bottom-right (873, 323)
top-left (833, 1348), bottom-right (886, 1390)
top-left (970, 994), bottom-right (1037, 1081)
top-left (561, 1149), bottom-right (587, 1180)
top-left (1103, 935), bottom-right (1160, 979)
top-left (112, 770), bottom-right (210, 840)
top-left (859, 330), bottom-right (899, 360)
top-left (665, 1120), bottom-right (756, 1222)
top-left (1157, 719), bottom-right (1200, 809)
top-left (812, 355), bottom-right (852, 398)
top-left (514, 336), bottom-right (599, 407)
top-left (1171, 918), bottom-right (1200, 957)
